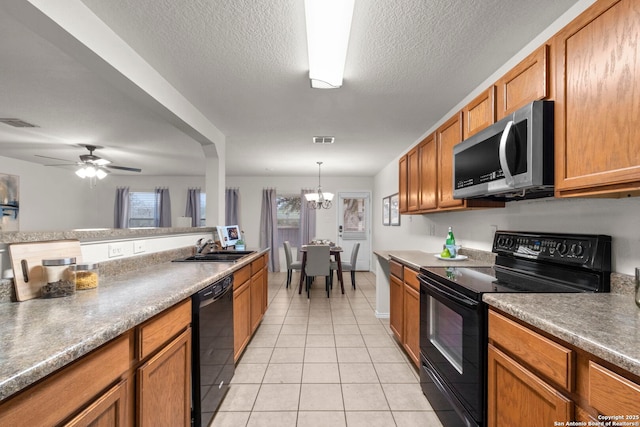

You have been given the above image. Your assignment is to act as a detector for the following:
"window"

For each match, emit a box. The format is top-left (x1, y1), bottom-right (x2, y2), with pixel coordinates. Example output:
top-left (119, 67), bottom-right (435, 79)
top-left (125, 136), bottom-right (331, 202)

top-left (276, 194), bottom-right (301, 247)
top-left (199, 192), bottom-right (206, 226)
top-left (129, 192), bottom-right (156, 227)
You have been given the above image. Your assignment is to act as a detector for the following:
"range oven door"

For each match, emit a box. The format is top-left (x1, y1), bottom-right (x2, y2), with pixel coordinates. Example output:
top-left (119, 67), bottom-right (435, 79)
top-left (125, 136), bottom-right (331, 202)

top-left (419, 274), bottom-right (485, 426)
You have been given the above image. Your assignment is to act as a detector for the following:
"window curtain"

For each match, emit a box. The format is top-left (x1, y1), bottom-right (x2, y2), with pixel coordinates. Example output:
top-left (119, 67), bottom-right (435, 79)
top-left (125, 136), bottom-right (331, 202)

top-left (185, 188), bottom-right (201, 227)
top-left (299, 188), bottom-right (317, 257)
top-left (114, 186), bottom-right (130, 229)
top-left (226, 188), bottom-right (240, 226)
top-left (155, 187), bottom-right (172, 227)
top-left (259, 188), bottom-right (279, 272)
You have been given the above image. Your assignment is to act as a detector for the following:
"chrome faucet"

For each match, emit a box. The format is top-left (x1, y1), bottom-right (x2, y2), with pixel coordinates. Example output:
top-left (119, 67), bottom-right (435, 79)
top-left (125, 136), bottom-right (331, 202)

top-left (195, 238), bottom-right (215, 254)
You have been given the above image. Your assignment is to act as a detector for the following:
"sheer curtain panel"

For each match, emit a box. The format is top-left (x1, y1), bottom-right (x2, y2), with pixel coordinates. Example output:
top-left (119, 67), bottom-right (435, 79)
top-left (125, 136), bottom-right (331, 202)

top-left (185, 188), bottom-right (201, 227)
top-left (155, 187), bottom-right (172, 227)
top-left (226, 188), bottom-right (240, 226)
top-left (114, 186), bottom-right (130, 229)
top-left (300, 188), bottom-right (317, 256)
top-left (260, 188), bottom-right (279, 272)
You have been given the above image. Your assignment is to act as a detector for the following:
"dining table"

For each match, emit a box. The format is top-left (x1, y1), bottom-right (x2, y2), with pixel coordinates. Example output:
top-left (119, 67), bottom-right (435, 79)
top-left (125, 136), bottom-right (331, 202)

top-left (298, 244), bottom-right (344, 295)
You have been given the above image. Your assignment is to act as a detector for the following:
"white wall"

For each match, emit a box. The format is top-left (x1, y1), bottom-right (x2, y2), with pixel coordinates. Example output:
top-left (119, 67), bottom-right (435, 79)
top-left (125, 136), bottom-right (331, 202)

top-left (226, 175), bottom-right (374, 269)
top-left (0, 155), bottom-right (205, 231)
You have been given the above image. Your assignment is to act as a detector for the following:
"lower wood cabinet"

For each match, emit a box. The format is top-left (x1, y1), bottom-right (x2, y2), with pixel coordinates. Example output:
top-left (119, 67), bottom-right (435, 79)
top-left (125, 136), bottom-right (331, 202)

top-left (234, 253), bottom-right (269, 361)
top-left (0, 299), bottom-right (193, 427)
top-left (389, 261), bottom-right (420, 368)
top-left (488, 308), bottom-right (640, 425)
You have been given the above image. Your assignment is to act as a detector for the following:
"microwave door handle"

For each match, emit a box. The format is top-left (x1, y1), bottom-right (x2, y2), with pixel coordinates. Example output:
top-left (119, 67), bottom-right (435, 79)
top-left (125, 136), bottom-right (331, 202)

top-left (499, 120), bottom-right (515, 187)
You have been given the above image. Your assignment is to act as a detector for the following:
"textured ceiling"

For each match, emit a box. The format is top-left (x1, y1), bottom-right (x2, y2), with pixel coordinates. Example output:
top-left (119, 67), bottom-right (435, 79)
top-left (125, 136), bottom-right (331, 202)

top-left (0, 0), bottom-right (582, 177)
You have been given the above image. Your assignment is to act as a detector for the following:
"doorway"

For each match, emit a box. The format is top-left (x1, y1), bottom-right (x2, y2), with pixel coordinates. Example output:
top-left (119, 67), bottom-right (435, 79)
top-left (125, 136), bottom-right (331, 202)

top-left (337, 192), bottom-right (371, 271)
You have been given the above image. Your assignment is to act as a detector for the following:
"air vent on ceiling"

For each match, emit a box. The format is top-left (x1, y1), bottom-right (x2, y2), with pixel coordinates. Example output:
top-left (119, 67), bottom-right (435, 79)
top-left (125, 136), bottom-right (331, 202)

top-left (313, 136), bottom-right (335, 144)
top-left (0, 118), bottom-right (38, 128)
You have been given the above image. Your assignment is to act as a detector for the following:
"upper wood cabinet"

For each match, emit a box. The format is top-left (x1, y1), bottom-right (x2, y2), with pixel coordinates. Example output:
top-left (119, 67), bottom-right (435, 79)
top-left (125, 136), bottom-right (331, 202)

top-left (437, 113), bottom-right (466, 209)
top-left (398, 155), bottom-right (408, 214)
top-left (418, 133), bottom-right (438, 211)
top-left (495, 44), bottom-right (550, 119)
top-left (407, 146), bottom-right (420, 212)
top-left (553, 0), bottom-right (640, 198)
top-left (463, 87), bottom-right (496, 139)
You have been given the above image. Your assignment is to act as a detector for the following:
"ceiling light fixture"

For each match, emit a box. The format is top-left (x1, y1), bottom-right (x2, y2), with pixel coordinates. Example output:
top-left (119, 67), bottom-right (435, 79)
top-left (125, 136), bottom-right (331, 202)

top-left (304, 0), bottom-right (355, 89)
top-left (76, 164), bottom-right (108, 187)
top-left (305, 161), bottom-right (334, 209)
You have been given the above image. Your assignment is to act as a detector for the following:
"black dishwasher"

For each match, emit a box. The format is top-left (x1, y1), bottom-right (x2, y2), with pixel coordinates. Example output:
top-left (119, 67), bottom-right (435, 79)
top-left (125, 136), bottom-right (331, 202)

top-left (191, 274), bottom-right (234, 427)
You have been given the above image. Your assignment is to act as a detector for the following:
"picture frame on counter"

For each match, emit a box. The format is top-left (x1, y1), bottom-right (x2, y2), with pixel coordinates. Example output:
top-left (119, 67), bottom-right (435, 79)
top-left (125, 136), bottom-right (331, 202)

top-left (390, 193), bottom-right (400, 226)
top-left (382, 196), bottom-right (390, 225)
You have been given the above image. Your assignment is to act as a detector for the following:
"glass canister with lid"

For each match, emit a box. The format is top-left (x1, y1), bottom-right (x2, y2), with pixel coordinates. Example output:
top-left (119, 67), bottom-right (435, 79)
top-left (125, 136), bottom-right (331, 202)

top-left (41, 257), bottom-right (76, 298)
top-left (74, 262), bottom-right (99, 290)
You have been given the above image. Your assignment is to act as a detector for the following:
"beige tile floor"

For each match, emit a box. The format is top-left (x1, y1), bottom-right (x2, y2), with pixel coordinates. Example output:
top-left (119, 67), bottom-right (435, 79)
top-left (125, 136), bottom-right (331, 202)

top-left (211, 271), bottom-right (443, 427)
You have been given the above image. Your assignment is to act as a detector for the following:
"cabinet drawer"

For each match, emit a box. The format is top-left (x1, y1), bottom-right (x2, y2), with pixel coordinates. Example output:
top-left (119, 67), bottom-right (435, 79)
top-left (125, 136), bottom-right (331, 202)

top-left (403, 267), bottom-right (420, 291)
top-left (489, 310), bottom-right (573, 390)
top-left (234, 264), bottom-right (251, 286)
top-left (138, 299), bottom-right (191, 360)
top-left (390, 260), bottom-right (403, 280)
top-left (588, 361), bottom-right (640, 416)
top-left (251, 255), bottom-right (265, 274)
top-left (0, 333), bottom-right (130, 427)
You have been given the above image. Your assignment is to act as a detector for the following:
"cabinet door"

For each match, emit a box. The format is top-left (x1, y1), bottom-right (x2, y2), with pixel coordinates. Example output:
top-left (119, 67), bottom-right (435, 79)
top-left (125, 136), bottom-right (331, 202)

top-left (437, 112), bottom-right (465, 209)
top-left (389, 274), bottom-right (404, 342)
top-left (251, 268), bottom-right (265, 333)
top-left (137, 328), bottom-right (191, 427)
top-left (463, 87), bottom-right (495, 139)
top-left (398, 155), bottom-right (408, 213)
top-left (554, 0), bottom-right (640, 197)
top-left (495, 44), bottom-right (549, 119)
top-left (233, 279), bottom-right (251, 361)
top-left (402, 284), bottom-right (420, 368)
top-left (262, 261), bottom-right (269, 315)
top-left (418, 133), bottom-right (438, 211)
top-left (64, 380), bottom-right (128, 427)
top-left (487, 344), bottom-right (573, 427)
top-left (407, 146), bottom-right (420, 212)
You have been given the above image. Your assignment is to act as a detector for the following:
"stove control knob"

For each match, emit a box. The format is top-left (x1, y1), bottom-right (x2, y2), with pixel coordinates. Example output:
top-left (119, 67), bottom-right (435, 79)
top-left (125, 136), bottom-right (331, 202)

top-left (556, 242), bottom-right (568, 255)
top-left (571, 243), bottom-right (584, 257)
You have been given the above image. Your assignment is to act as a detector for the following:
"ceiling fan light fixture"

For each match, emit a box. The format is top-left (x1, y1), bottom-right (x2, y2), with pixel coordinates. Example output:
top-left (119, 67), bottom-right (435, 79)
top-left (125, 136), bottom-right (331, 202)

top-left (304, 0), bottom-right (355, 89)
top-left (96, 168), bottom-right (108, 180)
top-left (75, 167), bottom-right (87, 178)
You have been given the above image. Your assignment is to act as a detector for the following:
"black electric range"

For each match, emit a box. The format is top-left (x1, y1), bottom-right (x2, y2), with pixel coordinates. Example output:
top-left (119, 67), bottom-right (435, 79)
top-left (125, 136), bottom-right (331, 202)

top-left (418, 231), bottom-right (611, 427)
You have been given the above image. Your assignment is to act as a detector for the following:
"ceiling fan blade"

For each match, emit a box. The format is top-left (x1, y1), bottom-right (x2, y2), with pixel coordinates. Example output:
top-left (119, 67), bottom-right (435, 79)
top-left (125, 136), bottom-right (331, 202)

top-left (44, 163), bottom-right (78, 166)
top-left (35, 154), bottom-right (75, 163)
top-left (106, 164), bottom-right (142, 173)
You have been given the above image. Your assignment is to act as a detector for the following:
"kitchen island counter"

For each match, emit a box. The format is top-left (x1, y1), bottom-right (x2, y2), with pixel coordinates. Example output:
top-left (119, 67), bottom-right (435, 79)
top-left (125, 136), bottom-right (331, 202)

top-left (0, 249), bottom-right (268, 402)
top-left (375, 248), bottom-right (495, 270)
top-left (484, 292), bottom-right (640, 377)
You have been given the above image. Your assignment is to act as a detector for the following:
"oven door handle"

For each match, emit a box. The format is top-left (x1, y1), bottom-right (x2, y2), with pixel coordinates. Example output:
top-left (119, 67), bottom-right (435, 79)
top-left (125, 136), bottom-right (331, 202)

top-left (423, 282), bottom-right (479, 309)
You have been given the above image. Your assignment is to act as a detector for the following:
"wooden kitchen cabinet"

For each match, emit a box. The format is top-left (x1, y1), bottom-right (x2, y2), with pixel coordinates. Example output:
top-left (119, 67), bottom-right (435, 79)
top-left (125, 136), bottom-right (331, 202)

top-left (402, 268), bottom-right (420, 367)
top-left (489, 307), bottom-right (640, 424)
top-left (553, 0), bottom-right (640, 198)
top-left (487, 344), bottom-right (573, 426)
top-left (250, 256), bottom-right (267, 333)
top-left (398, 155), bottom-right (408, 213)
top-left (389, 260), bottom-right (404, 342)
top-left (463, 87), bottom-right (496, 139)
top-left (437, 113), bottom-right (465, 210)
top-left (64, 379), bottom-right (128, 427)
top-left (389, 261), bottom-right (420, 368)
top-left (137, 328), bottom-right (191, 427)
top-left (495, 44), bottom-right (550, 120)
top-left (407, 146), bottom-right (420, 212)
top-left (418, 133), bottom-right (438, 211)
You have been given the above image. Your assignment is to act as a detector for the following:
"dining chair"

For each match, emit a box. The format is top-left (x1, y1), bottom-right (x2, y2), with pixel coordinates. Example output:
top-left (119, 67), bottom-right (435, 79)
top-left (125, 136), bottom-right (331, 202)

top-left (304, 245), bottom-right (331, 298)
top-left (283, 241), bottom-right (302, 288)
top-left (331, 243), bottom-right (360, 289)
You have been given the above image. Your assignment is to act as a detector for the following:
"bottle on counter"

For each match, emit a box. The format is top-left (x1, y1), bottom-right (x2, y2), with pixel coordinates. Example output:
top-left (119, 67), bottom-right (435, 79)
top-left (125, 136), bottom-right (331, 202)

top-left (445, 227), bottom-right (457, 258)
top-left (41, 257), bottom-right (76, 298)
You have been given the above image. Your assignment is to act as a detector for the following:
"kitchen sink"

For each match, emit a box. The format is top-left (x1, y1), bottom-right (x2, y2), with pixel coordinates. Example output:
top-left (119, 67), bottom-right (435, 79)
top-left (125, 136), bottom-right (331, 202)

top-left (173, 250), bottom-right (256, 262)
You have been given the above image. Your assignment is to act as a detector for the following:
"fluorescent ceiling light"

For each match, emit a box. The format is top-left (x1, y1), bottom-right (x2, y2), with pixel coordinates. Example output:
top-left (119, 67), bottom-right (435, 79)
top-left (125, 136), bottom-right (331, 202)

top-left (304, 0), bottom-right (355, 89)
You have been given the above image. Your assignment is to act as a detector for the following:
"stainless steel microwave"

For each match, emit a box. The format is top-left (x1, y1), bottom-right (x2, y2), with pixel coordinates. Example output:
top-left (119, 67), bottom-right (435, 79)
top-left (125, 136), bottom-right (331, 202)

top-left (453, 100), bottom-right (554, 200)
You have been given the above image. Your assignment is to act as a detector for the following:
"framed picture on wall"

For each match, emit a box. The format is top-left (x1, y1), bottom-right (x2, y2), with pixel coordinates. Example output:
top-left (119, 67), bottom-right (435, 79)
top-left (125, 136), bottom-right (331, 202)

top-left (382, 196), bottom-right (390, 226)
top-left (390, 193), bottom-right (400, 226)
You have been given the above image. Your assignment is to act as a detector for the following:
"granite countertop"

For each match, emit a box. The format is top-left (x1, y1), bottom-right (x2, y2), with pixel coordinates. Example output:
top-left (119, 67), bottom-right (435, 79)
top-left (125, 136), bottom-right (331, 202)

top-left (483, 293), bottom-right (640, 377)
top-left (374, 248), bottom-right (496, 270)
top-left (0, 249), bottom-right (268, 402)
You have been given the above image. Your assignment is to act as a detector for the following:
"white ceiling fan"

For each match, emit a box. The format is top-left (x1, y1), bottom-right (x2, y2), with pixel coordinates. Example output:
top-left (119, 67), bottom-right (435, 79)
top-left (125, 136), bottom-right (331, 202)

top-left (36, 144), bottom-right (142, 175)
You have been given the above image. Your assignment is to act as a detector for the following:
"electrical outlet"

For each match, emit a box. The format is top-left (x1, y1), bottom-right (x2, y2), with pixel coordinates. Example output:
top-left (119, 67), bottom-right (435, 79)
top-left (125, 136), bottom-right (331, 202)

top-left (108, 243), bottom-right (125, 258)
top-left (133, 240), bottom-right (147, 254)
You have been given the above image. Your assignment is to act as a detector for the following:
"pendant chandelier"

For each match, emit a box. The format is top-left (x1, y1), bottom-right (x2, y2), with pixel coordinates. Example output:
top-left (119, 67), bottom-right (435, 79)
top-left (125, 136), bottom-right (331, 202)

top-left (305, 161), bottom-right (334, 209)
